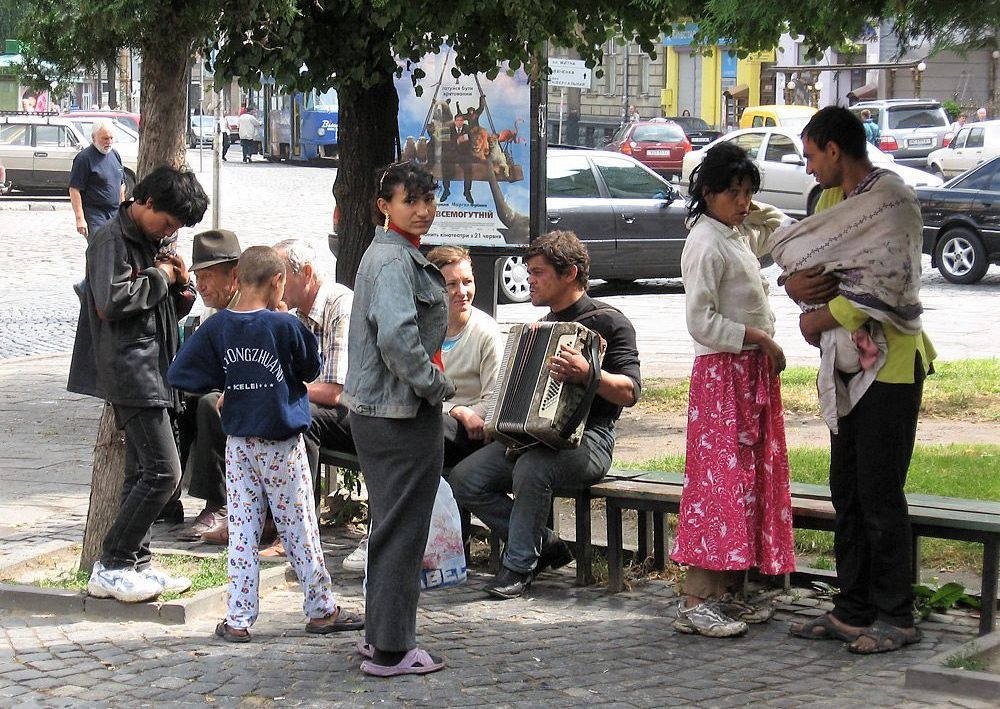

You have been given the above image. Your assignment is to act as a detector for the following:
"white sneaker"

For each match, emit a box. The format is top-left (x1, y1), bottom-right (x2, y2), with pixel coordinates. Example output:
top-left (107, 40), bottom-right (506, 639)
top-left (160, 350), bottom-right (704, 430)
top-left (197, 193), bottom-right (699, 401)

top-left (143, 567), bottom-right (193, 594)
top-left (87, 562), bottom-right (162, 603)
top-left (343, 536), bottom-right (368, 571)
top-left (673, 599), bottom-right (748, 638)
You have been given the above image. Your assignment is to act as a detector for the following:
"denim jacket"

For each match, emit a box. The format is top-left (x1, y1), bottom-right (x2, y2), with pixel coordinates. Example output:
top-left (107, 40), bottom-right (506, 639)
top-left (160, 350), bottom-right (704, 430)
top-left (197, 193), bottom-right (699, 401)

top-left (344, 228), bottom-right (455, 418)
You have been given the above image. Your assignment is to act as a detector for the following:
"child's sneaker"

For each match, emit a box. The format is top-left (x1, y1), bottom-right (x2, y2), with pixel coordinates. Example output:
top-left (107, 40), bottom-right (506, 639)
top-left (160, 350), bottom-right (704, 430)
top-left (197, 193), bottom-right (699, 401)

top-left (673, 599), bottom-right (748, 638)
top-left (715, 593), bottom-right (774, 624)
top-left (143, 568), bottom-right (193, 594)
top-left (343, 536), bottom-right (368, 571)
top-left (87, 562), bottom-right (162, 603)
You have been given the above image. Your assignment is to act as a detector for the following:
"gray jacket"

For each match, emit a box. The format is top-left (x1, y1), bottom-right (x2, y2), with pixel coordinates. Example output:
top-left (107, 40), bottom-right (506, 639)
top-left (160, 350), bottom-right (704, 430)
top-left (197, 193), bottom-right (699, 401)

top-left (67, 203), bottom-right (196, 409)
top-left (344, 228), bottom-right (455, 418)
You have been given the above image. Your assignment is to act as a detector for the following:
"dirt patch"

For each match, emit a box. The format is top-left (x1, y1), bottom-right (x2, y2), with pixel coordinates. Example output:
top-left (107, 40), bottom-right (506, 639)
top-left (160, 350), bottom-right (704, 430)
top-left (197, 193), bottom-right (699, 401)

top-left (613, 409), bottom-right (1000, 464)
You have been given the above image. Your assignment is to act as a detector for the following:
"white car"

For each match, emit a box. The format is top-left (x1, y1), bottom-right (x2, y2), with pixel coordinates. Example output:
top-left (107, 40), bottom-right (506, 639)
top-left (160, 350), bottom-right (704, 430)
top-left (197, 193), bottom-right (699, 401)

top-left (927, 120), bottom-right (1000, 180)
top-left (681, 127), bottom-right (943, 216)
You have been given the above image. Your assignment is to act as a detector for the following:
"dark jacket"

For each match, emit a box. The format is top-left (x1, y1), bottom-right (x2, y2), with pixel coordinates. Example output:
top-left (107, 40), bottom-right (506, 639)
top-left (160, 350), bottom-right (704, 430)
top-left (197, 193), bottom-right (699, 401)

top-left (68, 203), bottom-right (196, 408)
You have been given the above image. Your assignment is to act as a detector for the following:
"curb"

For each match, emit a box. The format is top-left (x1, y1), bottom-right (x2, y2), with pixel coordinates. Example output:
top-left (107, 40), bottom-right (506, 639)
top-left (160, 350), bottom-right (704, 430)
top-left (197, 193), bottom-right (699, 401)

top-left (0, 563), bottom-right (291, 625)
top-left (905, 629), bottom-right (1000, 700)
top-left (0, 202), bottom-right (72, 211)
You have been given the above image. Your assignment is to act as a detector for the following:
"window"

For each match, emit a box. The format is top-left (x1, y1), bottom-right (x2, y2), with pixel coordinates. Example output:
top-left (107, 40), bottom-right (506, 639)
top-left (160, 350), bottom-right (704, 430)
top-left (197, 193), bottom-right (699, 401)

top-left (954, 161), bottom-right (999, 191)
top-left (639, 53), bottom-right (651, 95)
top-left (728, 132), bottom-right (764, 156)
top-left (631, 124), bottom-right (685, 142)
top-left (886, 106), bottom-right (948, 130)
top-left (592, 156), bottom-right (670, 199)
top-left (952, 128), bottom-right (969, 149)
top-left (752, 116), bottom-right (763, 127)
top-left (966, 128), bottom-right (985, 149)
top-left (34, 125), bottom-right (70, 147)
top-left (0, 124), bottom-right (28, 146)
top-left (763, 134), bottom-right (799, 163)
top-left (547, 155), bottom-right (601, 198)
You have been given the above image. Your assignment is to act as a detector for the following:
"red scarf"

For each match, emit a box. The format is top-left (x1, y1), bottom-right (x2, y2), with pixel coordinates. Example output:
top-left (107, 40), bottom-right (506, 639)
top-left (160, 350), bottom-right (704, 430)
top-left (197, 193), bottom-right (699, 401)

top-left (388, 223), bottom-right (420, 248)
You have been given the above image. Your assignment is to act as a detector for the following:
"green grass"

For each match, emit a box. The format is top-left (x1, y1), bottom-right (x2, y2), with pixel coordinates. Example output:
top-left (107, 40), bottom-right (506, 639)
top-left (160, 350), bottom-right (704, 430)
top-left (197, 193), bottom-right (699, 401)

top-left (7, 553), bottom-right (233, 600)
top-left (640, 358), bottom-right (1000, 421)
top-left (945, 651), bottom-right (987, 672)
top-left (622, 444), bottom-right (1000, 571)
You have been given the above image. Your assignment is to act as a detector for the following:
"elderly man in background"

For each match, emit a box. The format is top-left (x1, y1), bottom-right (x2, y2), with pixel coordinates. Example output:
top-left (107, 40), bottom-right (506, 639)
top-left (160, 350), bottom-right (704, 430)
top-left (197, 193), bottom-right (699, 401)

top-left (274, 239), bottom-right (355, 495)
top-left (69, 120), bottom-right (125, 238)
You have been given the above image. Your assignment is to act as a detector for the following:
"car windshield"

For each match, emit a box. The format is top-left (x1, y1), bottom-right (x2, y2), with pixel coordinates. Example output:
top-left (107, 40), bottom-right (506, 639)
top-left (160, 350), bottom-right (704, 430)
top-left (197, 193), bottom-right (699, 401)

top-left (632, 124), bottom-right (685, 142)
top-left (669, 117), bottom-right (710, 132)
top-left (72, 120), bottom-right (138, 144)
top-left (887, 106), bottom-right (948, 130)
top-left (192, 116), bottom-right (215, 128)
top-left (309, 88), bottom-right (339, 112)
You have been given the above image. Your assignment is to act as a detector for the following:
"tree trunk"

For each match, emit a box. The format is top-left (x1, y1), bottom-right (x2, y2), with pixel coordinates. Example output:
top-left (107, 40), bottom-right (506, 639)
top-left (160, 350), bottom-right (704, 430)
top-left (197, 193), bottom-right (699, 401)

top-left (106, 59), bottom-right (118, 109)
top-left (333, 70), bottom-right (399, 287)
top-left (137, 43), bottom-right (191, 177)
top-left (79, 404), bottom-right (125, 572)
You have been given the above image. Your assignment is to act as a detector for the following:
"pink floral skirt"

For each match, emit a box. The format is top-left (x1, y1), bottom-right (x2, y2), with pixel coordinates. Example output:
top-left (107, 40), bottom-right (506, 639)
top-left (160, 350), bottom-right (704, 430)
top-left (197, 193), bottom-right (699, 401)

top-left (670, 350), bottom-right (796, 575)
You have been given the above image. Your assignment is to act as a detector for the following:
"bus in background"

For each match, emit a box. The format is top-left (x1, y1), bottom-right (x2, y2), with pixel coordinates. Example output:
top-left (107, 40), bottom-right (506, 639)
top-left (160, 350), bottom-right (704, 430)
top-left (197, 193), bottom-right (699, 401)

top-left (260, 85), bottom-right (339, 163)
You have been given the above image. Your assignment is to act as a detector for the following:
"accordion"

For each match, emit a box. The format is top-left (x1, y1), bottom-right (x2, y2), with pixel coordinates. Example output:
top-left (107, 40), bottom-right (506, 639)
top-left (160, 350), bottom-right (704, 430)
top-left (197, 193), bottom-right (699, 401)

top-left (484, 322), bottom-right (603, 450)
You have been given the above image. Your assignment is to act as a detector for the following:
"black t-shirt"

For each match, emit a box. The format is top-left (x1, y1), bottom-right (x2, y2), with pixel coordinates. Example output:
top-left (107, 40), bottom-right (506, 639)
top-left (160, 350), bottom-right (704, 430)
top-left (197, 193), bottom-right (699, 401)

top-left (69, 145), bottom-right (124, 230)
top-left (546, 294), bottom-right (642, 424)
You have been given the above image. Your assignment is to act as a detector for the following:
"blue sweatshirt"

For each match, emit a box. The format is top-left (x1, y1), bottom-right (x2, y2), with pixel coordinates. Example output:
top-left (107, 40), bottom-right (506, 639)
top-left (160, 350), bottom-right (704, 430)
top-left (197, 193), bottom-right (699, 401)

top-left (167, 308), bottom-right (322, 440)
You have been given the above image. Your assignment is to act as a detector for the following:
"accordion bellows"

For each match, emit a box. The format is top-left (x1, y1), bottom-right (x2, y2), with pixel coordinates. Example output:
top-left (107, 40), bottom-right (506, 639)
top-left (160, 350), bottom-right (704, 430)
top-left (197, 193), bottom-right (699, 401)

top-left (485, 322), bottom-right (603, 450)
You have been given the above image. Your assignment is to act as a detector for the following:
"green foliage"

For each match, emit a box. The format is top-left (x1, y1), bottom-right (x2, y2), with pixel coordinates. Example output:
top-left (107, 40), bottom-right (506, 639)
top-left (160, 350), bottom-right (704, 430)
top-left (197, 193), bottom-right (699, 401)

top-left (945, 651), bottom-right (987, 671)
top-left (942, 99), bottom-right (962, 120)
top-left (913, 580), bottom-right (980, 619)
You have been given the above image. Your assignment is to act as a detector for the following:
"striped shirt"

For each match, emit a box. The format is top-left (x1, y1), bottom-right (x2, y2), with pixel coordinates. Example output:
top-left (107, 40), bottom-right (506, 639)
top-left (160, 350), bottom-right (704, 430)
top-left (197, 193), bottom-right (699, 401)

top-left (295, 280), bottom-right (353, 385)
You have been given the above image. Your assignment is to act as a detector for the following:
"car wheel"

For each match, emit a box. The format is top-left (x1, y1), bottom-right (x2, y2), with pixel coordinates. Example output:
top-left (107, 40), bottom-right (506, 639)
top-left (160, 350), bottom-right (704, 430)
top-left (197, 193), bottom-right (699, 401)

top-left (123, 170), bottom-right (137, 200)
top-left (931, 165), bottom-right (945, 181)
top-left (934, 227), bottom-right (989, 284)
top-left (806, 188), bottom-right (822, 216)
top-left (498, 256), bottom-right (530, 303)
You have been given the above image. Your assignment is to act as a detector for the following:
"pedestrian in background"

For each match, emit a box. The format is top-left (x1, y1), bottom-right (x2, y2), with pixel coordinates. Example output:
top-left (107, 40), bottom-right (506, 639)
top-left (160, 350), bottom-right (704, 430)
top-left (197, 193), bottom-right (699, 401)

top-left (238, 107), bottom-right (261, 163)
top-left (167, 245), bottom-right (364, 643)
top-left (343, 161), bottom-right (454, 677)
top-left (861, 109), bottom-right (880, 146)
top-left (671, 142), bottom-right (795, 638)
top-left (68, 120), bottom-right (125, 238)
top-left (68, 166), bottom-right (208, 603)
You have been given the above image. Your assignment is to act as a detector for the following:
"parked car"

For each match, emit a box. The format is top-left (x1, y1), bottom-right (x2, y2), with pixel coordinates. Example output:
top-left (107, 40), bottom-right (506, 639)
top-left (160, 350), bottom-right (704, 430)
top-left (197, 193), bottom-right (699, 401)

top-left (189, 115), bottom-right (217, 148)
top-left (328, 148), bottom-right (689, 303)
top-left (0, 158), bottom-right (9, 195)
top-left (738, 105), bottom-right (816, 131)
top-left (680, 127), bottom-right (943, 217)
top-left (66, 110), bottom-right (141, 133)
top-left (0, 114), bottom-right (138, 194)
top-left (926, 120), bottom-right (1000, 179)
top-left (848, 99), bottom-right (951, 167)
top-left (918, 155), bottom-right (1000, 284)
top-left (604, 120), bottom-right (691, 178)
top-left (662, 116), bottom-right (721, 150)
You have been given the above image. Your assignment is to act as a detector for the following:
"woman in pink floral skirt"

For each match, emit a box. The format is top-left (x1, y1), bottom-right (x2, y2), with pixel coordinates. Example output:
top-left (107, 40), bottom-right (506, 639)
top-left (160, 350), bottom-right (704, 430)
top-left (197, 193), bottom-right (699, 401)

top-left (670, 142), bottom-right (796, 638)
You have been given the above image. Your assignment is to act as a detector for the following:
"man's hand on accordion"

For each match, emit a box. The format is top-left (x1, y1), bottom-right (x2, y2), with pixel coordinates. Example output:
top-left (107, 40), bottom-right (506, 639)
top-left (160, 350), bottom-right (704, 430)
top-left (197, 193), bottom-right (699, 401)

top-left (549, 344), bottom-right (591, 385)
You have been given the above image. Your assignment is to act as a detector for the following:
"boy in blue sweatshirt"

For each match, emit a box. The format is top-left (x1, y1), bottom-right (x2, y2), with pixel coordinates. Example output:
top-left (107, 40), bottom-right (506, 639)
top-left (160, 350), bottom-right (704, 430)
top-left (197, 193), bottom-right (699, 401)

top-left (168, 246), bottom-right (364, 642)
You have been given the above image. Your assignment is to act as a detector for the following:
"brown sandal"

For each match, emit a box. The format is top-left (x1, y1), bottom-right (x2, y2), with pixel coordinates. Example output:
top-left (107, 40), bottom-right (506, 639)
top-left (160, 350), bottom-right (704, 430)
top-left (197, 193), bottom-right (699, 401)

top-left (789, 613), bottom-right (862, 642)
top-left (848, 620), bottom-right (922, 654)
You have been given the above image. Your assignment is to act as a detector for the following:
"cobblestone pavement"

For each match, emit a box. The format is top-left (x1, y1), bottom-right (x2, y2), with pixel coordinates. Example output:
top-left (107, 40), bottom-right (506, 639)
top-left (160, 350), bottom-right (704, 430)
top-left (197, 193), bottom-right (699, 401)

top-left (0, 353), bottom-right (993, 708)
top-left (2, 153), bottom-right (1000, 374)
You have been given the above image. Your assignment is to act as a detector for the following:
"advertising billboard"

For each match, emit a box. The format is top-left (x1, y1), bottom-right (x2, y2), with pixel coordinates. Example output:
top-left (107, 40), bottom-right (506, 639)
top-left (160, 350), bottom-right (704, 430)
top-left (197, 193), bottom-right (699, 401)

top-left (395, 47), bottom-right (533, 247)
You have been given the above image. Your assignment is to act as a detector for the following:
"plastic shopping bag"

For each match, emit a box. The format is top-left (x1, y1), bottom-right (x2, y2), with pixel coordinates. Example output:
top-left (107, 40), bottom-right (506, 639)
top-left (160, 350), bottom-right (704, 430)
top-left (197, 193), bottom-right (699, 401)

top-left (420, 478), bottom-right (467, 590)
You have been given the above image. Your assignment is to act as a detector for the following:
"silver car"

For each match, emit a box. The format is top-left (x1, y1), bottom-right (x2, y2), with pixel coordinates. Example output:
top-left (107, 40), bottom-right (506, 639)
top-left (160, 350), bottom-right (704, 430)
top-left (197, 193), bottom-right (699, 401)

top-left (849, 100), bottom-right (952, 168)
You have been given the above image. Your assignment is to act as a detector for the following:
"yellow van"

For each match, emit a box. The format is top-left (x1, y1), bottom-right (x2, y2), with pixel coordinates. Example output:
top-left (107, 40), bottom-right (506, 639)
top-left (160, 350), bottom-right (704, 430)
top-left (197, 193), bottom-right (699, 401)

top-left (739, 105), bottom-right (817, 132)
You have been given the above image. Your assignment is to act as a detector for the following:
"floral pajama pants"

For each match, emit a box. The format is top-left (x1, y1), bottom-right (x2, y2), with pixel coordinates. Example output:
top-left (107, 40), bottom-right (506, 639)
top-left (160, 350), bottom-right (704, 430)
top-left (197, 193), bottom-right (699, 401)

top-left (224, 435), bottom-right (337, 628)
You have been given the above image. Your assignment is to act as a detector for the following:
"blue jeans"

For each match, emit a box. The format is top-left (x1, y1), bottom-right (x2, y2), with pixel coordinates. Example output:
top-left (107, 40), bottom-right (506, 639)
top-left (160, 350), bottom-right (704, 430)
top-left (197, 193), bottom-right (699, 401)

top-left (101, 406), bottom-right (182, 570)
top-left (449, 426), bottom-right (614, 574)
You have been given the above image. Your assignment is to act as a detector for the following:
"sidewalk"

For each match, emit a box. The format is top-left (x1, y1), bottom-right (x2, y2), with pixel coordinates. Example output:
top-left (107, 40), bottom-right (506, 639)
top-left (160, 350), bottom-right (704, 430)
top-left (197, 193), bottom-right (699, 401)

top-left (0, 354), bottom-right (988, 707)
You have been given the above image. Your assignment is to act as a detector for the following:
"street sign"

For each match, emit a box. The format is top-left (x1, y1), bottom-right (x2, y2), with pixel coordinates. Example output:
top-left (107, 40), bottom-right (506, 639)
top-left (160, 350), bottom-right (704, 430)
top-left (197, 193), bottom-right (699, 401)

top-left (547, 58), bottom-right (592, 89)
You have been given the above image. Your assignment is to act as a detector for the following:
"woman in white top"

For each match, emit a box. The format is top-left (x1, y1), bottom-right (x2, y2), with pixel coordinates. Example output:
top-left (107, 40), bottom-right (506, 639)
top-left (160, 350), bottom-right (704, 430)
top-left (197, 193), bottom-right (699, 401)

top-left (670, 142), bottom-right (795, 638)
top-left (426, 246), bottom-right (502, 467)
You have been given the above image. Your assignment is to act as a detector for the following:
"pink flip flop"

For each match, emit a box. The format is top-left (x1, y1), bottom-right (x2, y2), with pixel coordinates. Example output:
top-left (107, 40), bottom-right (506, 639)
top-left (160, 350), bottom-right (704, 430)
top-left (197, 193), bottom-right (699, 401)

top-left (360, 648), bottom-right (445, 677)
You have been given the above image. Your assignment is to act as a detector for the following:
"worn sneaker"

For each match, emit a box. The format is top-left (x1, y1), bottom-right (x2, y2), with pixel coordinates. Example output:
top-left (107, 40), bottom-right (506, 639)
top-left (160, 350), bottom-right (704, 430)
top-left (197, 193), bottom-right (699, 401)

top-left (143, 568), bottom-right (193, 594)
top-left (343, 536), bottom-right (368, 571)
top-left (87, 562), bottom-right (162, 603)
top-left (673, 600), bottom-right (748, 638)
top-left (716, 593), bottom-right (774, 624)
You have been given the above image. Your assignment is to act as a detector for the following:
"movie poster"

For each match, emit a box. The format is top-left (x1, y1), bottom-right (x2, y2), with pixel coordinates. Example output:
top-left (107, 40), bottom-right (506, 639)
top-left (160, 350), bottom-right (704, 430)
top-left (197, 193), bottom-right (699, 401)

top-left (395, 47), bottom-right (532, 246)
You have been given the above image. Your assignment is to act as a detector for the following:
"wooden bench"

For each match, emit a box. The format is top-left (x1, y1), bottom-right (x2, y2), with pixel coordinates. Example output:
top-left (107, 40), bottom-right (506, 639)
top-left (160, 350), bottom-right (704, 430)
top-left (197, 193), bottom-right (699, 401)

top-left (599, 471), bottom-right (1000, 636)
top-left (317, 448), bottom-right (601, 586)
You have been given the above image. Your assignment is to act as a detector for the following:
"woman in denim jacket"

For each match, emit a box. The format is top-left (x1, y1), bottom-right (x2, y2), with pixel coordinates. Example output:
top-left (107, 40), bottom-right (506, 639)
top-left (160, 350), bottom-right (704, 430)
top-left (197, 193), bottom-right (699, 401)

top-left (344, 162), bottom-right (455, 677)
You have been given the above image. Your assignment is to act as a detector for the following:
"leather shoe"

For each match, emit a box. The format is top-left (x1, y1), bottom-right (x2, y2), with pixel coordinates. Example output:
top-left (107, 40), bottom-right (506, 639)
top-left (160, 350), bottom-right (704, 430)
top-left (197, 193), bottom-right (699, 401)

top-left (484, 565), bottom-right (532, 600)
top-left (200, 523), bottom-right (229, 545)
top-left (535, 538), bottom-right (574, 577)
top-left (177, 507), bottom-right (226, 542)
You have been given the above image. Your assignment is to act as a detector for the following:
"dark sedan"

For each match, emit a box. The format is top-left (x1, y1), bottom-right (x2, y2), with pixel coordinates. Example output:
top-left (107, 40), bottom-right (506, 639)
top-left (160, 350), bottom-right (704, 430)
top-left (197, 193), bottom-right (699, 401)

top-left (918, 155), bottom-right (1000, 284)
top-left (663, 116), bottom-right (722, 150)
